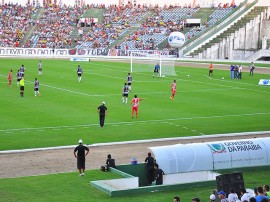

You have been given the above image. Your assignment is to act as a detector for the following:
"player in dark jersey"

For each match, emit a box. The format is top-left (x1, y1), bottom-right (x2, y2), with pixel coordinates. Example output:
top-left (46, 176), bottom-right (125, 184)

top-left (122, 83), bottom-right (129, 104)
top-left (77, 65), bottom-right (83, 82)
top-left (16, 70), bottom-right (22, 86)
top-left (34, 78), bottom-right (41, 96)
top-left (153, 63), bottom-right (160, 78)
top-left (127, 73), bottom-right (132, 91)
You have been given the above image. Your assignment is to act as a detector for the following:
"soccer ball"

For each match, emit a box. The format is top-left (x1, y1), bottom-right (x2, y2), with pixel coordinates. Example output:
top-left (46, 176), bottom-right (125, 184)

top-left (222, 77), bottom-right (224, 80)
top-left (187, 75), bottom-right (190, 77)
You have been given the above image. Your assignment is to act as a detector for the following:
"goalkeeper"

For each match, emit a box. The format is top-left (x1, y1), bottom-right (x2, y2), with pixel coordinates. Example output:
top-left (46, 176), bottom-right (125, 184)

top-left (153, 63), bottom-right (160, 78)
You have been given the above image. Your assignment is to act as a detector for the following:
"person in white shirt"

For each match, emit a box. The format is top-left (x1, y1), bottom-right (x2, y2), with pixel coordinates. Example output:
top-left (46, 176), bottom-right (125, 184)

top-left (240, 188), bottom-right (254, 202)
top-left (228, 188), bottom-right (239, 202)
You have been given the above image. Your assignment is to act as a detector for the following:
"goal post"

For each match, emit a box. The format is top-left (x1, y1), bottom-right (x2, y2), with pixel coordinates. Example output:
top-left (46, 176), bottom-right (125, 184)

top-left (130, 52), bottom-right (177, 77)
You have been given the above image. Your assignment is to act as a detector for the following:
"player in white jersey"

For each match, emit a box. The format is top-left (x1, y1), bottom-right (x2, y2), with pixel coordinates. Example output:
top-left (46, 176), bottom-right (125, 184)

top-left (38, 60), bottom-right (43, 76)
top-left (127, 73), bottom-right (132, 91)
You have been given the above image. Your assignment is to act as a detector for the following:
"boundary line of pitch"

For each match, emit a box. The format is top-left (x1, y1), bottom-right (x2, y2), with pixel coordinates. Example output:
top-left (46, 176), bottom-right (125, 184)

top-left (1, 131), bottom-right (269, 154)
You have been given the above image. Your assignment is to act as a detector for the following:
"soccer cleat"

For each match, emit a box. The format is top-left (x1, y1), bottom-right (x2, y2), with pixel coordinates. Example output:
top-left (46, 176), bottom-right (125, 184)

top-left (170, 96), bottom-right (172, 99)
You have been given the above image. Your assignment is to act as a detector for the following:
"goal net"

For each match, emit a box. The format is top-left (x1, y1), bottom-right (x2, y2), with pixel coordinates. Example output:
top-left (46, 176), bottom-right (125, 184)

top-left (130, 52), bottom-right (177, 77)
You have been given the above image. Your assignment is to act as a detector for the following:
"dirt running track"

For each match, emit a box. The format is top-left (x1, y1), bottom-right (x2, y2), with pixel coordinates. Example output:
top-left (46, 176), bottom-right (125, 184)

top-left (1, 62), bottom-right (269, 179)
top-left (1, 133), bottom-right (270, 179)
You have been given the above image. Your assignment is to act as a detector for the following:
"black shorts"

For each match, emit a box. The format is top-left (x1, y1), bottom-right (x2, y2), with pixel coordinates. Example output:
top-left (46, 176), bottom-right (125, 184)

top-left (17, 78), bottom-right (21, 82)
top-left (20, 86), bottom-right (24, 91)
top-left (209, 70), bottom-right (213, 73)
top-left (154, 69), bottom-right (159, 73)
top-left (77, 73), bottom-right (82, 77)
top-left (122, 93), bottom-right (128, 97)
top-left (127, 83), bottom-right (132, 86)
top-left (34, 88), bottom-right (39, 91)
top-left (77, 157), bottom-right (86, 169)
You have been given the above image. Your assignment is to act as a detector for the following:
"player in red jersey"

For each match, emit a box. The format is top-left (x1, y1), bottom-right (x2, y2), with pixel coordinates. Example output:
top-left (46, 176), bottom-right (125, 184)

top-left (170, 80), bottom-right (176, 100)
top-left (8, 70), bottom-right (12, 87)
top-left (131, 95), bottom-right (143, 118)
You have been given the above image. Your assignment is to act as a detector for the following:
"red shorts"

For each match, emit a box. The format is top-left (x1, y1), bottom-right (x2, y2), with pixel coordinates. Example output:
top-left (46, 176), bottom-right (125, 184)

top-left (132, 106), bottom-right (138, 112)
top-left (172, 89), bottom-right (176, 94)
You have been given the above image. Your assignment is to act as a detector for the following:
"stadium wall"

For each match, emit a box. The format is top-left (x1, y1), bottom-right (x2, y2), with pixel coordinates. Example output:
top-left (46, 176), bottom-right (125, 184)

top-left (201, 7), bottom-right (270, 60)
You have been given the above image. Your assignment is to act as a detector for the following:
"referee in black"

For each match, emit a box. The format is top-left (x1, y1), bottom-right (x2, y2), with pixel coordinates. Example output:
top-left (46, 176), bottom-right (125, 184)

top-left (97, 101), bottom-right (108, 127)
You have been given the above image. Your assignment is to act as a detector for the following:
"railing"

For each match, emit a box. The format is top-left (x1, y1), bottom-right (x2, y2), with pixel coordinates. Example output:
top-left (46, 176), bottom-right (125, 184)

top-left (182, 0), bottom-right (250, 55)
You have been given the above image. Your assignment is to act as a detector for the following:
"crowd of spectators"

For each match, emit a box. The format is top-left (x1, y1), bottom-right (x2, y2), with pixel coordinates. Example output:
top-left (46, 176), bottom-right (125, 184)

top-left (0, 2), bottom-right (237, 51)
top-left (0, 3), bottom-right (37, 47)
top-left (28, 4), bottom-right (85, 49)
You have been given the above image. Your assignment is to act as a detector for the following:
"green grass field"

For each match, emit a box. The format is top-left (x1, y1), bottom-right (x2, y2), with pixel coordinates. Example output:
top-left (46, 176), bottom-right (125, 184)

top-left (1, 58), bottom-right (270, 201)
top-left (0, 167), bottom-right (269, 202)
top-left (0, 58), bottom-right (270, 151)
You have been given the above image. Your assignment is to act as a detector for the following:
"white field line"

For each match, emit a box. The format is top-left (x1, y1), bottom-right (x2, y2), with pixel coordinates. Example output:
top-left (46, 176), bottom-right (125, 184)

top-left (0, 112), bottom-right (269, 133)
top-left (1, 131), bottom-right (269, 154)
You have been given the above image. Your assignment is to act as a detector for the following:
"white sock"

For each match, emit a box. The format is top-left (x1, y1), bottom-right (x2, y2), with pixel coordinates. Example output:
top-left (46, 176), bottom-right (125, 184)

top-left (122, 97), bottom-right (125, 103)
top-left (125, 98), bottom-right (128, 103)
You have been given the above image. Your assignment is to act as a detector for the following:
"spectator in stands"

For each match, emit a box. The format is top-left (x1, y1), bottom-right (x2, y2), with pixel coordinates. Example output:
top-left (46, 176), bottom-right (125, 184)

top-left (255, 186), bottom-right (269, 202)
top-left (210, 190), bottom-right (217, 202)
top-left (228, 188), bottom-right (239, 202)
top-left (249, 197), bottom-right (256, 202)
top-left (218, 191), bottom-right (228, 202)
top-left (173, 196), bottom-right (180, 202)
top-left (240, 188), bottom-right (254, 202)
top-left (263, 185), bottom-right (270, 196)
top-left (192, 197), bottom-right (200, 202)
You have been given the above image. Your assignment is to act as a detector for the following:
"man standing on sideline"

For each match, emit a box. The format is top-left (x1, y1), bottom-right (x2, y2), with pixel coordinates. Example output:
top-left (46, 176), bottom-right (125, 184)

top-left (34, 78), bottom-right (41, 96)
top-left (154, 163), bottom-right (165, 185)
top-left (131, 95), bottom-right (143, 118)
top-left (230, 64), bottom-right (235, 79)
top-left (97, 101), bottom-right (108, 127)
top-left (122, 82), bottom-right (129, 104)
top-left (145, 152), bottom-right (155, 185)
top-left (74, 139), bottom-right (89, 176)
top-left (249, 62), bottom-right (255, 76)
top-left (19, 77), bottom-right (25, 97)
top-left (209, 63), bottom-right (213, 77)
top-left (153, 62), bottom-right (160, 78)
top-left (77, 65), bottom-right (83, 82)
top-left (8, 69), bottom-right (12, 87)
top-left (127, 73), bottom-right (132, 91)
top-left (170, 80), bottom-right (177, 100)
top-left (238, 64), bottom-right (243, 79)
top-left (38, 60), bottom-right (43, 76)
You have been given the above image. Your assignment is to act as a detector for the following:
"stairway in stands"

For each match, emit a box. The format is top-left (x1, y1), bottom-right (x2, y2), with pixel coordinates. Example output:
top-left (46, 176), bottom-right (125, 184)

top-left (190, 6), bottom-right (267, 57)
top-left (20, 7), bottom-right (44, 47)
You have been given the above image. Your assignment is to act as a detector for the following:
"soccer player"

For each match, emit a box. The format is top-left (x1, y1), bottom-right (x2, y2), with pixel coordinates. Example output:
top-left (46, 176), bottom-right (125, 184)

top-left (19, 77), bottom-right (25, 97)
top-left (8, 70), bottom-right (12, 87)
top-left (77, 65), bottom-right (83, 82)
top-left (209, 63), bottom-right (213, 77)
top-left (20, 65), bottom-right (25, 79)
top-left (127, 73), bottom-right (132, 91)
top-left (38, 60), bottom-right (43, 76)
top-left (170, 80), bottom-right (176, 100)
top-left (131, 95), bottom-right (143, 118)
top-left (16, 70), bottom-right (22, 86)
top-left (153, 63), bottom-right (160, 78)
top-left (34, 78), bottom-right (41, 96)
top-left (122, 82), bottom-right (129, 104)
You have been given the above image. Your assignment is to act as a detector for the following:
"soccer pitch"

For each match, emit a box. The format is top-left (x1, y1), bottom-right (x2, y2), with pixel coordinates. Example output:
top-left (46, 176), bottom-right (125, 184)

top-left (0, 58), bottom-right (270, 151)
